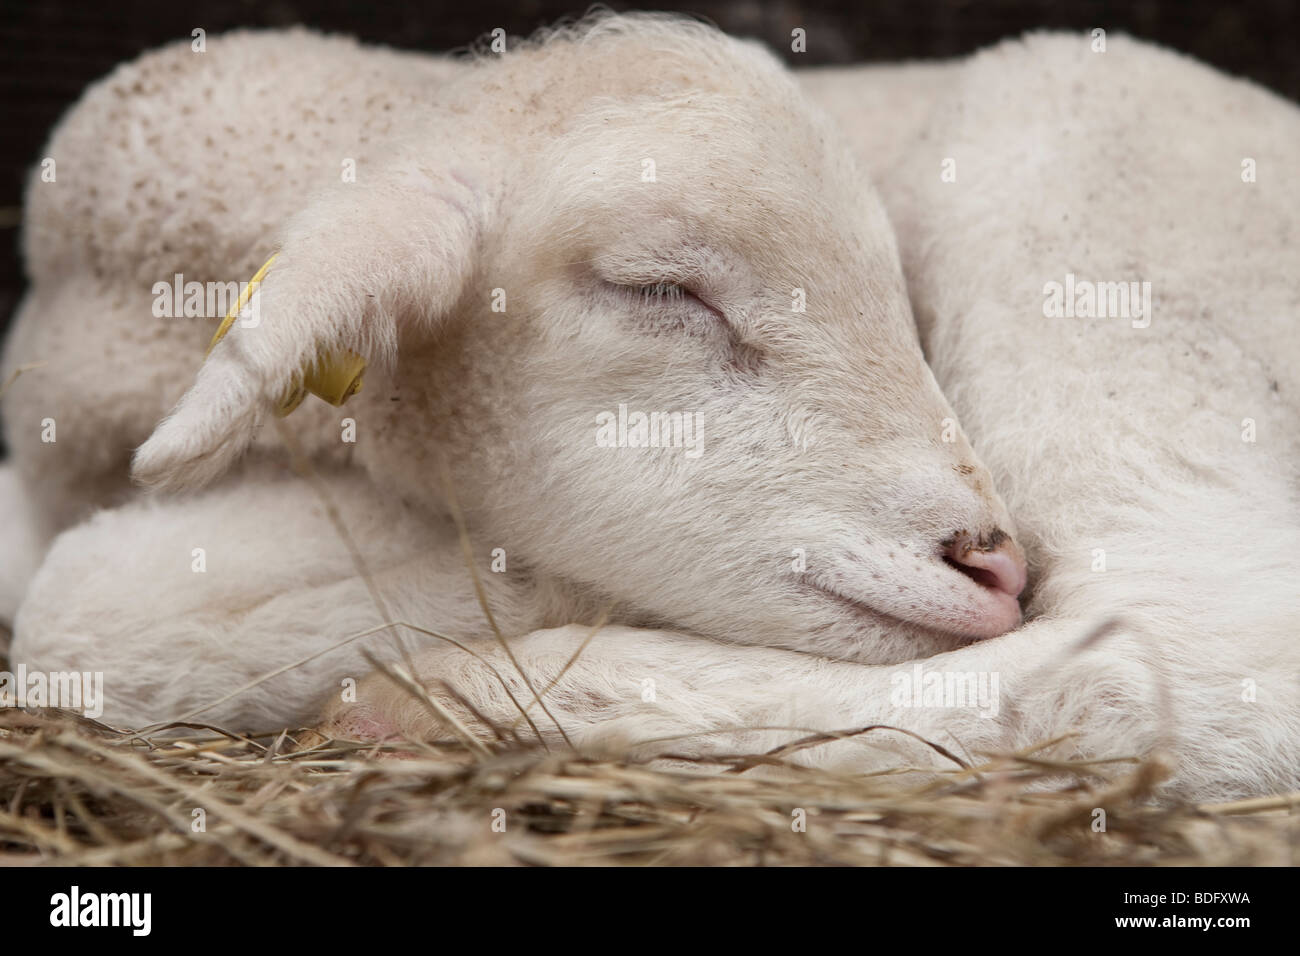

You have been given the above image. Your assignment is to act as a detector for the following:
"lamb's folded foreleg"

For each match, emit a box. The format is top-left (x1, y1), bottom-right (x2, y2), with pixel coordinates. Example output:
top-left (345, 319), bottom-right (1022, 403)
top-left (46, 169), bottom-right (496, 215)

top-left (321, 613), bottom-right (1300, 801)
top-left (319, 618), bottom-right (1113, 771)
top-left (7, 465), bottom-right (542, 731)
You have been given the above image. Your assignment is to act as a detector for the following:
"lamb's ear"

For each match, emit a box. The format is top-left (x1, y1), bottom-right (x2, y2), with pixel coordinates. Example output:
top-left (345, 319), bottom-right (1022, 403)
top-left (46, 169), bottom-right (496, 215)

top-left (132, 163), bottom-right (485, 492)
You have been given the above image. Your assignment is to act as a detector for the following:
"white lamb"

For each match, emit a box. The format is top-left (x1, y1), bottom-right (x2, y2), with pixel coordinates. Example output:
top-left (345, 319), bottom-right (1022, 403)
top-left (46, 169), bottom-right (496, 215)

top-left (2, 14), bottom-right (1296, 802)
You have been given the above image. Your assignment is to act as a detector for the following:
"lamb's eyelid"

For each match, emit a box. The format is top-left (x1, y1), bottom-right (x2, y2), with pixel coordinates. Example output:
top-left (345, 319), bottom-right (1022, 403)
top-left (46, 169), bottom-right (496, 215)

top-left (638, 282), bottom-right (688, 298)
top-left (608, 278), bottom-right (712, 308)
top-left (592, 252), bottom-right (714, 289)
top-left (598, 266), bottom-right (697, 287)
top-left (600, 275), bottom-right (692, 298)
top-left (604, 278), bottom-right (725, 318)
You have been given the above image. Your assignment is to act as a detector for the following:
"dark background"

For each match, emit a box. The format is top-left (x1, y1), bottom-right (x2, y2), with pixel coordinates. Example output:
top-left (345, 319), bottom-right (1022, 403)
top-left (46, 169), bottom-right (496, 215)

top-left (2, 0), bottom-right (1297, 336)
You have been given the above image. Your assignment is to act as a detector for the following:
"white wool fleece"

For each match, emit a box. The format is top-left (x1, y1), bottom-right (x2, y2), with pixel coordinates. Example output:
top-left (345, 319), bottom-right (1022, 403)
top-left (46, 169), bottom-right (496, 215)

top-left (2, 16), bottom-right (1297, 801)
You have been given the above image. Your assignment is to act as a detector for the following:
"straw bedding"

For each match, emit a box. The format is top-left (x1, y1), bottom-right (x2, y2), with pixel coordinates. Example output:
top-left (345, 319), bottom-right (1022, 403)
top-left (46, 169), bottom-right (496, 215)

top-left (1, 681), bottom-right (1295, 866)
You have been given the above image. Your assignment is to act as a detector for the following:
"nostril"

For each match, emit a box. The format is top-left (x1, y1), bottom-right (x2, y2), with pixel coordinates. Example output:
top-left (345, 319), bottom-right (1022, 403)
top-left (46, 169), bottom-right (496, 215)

top-left (943, 531), bottom-right (1028, 598)
top-left (943, 555), bottom-right (1001, 592)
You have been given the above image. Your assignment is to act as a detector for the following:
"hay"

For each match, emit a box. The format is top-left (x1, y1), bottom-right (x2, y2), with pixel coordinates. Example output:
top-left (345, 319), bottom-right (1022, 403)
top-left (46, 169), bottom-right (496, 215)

top-left (2, 705), bottom-right (1296, 866)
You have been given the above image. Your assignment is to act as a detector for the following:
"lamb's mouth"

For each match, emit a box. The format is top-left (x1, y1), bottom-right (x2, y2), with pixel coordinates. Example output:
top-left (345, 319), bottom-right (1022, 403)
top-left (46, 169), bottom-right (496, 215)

top-left (804, 572), bottom-right (1022, 641)
top-left (805, 581), bottom-right (945, 634)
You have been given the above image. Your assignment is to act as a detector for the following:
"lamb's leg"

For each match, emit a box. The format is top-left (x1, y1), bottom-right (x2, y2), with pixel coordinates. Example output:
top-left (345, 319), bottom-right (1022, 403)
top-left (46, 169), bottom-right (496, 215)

top-left (321, 618), bottom-right (1076, 764)
top-left (7, 466), bottom-right (541, 731)
top-left (322, 613), bottom-right (1299, 800)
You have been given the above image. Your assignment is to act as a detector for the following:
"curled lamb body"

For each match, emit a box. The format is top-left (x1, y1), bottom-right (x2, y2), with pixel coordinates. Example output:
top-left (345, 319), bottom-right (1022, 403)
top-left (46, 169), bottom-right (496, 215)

top-left (2, 15), bottom-right (1297, 801)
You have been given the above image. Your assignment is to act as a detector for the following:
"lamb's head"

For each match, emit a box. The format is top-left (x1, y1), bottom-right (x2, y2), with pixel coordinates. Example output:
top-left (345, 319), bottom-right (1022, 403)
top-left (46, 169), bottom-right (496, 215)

top-left (133, 14), bottom-right (1026, 664)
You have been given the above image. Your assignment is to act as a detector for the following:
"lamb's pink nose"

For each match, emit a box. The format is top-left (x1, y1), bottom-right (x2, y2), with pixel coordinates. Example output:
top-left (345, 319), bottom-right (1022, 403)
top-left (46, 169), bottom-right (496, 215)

top-left (944, 531), bottom-right (1027, 598)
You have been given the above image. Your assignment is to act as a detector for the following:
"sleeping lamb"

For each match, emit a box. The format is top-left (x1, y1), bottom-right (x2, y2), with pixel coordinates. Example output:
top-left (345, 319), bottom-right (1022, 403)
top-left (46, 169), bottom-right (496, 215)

top-left (1, 13), bottom-right (1296, 801)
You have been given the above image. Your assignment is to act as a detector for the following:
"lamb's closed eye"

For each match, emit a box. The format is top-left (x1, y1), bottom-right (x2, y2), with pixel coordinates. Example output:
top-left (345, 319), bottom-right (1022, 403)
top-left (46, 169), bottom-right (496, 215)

top-left (602, 279), bottom-right (727, 326)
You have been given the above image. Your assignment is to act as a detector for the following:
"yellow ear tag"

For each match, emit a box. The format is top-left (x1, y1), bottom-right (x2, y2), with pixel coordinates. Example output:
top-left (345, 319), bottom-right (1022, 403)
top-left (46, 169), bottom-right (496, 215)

top-left (206, 253), bottom-right (367, 417)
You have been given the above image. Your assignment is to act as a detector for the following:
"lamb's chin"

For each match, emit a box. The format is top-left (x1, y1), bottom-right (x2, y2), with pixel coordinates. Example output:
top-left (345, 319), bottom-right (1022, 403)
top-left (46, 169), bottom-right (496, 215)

top-left (796, 580), bottom-right (1021, 660)
top-left (761, 597), bottom-right (991, 666)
